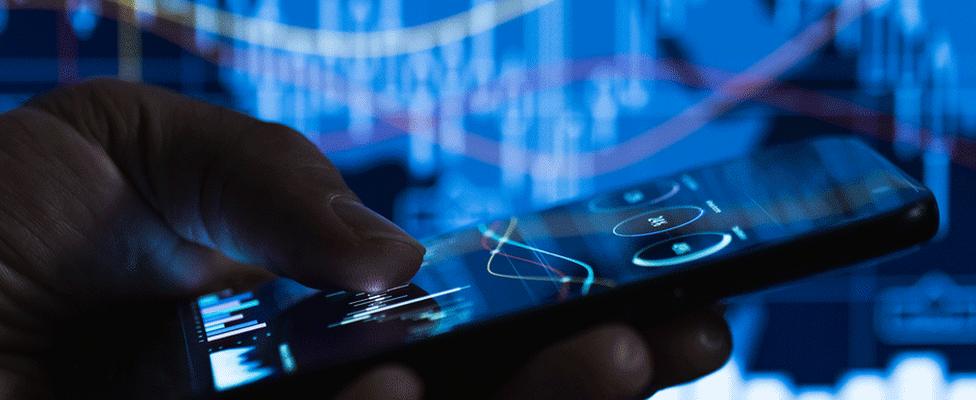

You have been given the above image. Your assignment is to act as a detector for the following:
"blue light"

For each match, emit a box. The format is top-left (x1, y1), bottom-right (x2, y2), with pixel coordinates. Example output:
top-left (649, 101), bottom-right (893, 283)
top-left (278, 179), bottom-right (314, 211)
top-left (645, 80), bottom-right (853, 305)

top-left (479, 218), bottom-right (597, 295)
top-left (197, 293), bottom-right (220, 307)
top-left (875, 272), bottom-right (976, 345)
top-left (948, 375), bottom-right (976, 400)
top-left (743, 375), bottom-right (794, 400)
top-left (206, 319), bottom-right (259, 336)
top-left (278, 343), bottom-right (296, 373)
top-left (2, 1), bottom-right (975, 397)
top-left (652, 353), bottom-right (968, 400)
top-left (210, 346), bottom-right (274, 391)
top-left (838, 372), bottom-right (886, 400)
top-left (203, 312), bottom-right (231, 323)
top-left (70, 0), bottom-right (99, 40)
top-left (889, 353), bottom-right (946, 400)
top-left (0, 0), bottom-right (7, 33)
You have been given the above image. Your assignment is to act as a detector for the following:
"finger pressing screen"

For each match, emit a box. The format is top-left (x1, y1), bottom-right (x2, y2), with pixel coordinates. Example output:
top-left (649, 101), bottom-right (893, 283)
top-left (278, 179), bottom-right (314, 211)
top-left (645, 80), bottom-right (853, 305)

top-left (26, 79), bottom-right (424, 294)
top-left (335, 365), bottom-right (424, 400)
top-left (496, 324), bottom-right (654, 400)
top-left (495, 308), bottom-right (731, 400)
top-left (642, 307), bottom-right (732, 392)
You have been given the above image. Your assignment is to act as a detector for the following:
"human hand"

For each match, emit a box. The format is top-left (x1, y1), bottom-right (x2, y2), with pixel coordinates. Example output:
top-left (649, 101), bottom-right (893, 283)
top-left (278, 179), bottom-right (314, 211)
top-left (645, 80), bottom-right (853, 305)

top-left (0, 79), bottom-right (730, 399)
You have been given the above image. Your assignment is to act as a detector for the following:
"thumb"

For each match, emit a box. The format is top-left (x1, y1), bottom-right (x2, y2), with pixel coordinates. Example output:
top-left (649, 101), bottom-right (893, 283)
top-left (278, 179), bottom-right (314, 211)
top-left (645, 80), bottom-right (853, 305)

top-left (27, 79), bottom-right (424, 293)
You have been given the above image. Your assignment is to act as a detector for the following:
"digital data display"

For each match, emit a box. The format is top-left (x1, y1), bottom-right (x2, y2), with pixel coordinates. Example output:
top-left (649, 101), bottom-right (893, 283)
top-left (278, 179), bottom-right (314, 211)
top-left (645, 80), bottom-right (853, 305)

top-left (3, 1), bottom-right (973, 396)
top-left (181, 138), bottom-right (926, 393)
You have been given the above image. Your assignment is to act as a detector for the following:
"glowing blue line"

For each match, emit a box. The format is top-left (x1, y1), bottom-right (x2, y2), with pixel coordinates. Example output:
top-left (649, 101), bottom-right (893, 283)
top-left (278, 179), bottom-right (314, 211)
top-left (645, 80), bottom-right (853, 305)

top-left (212, 292), bottom-right (254, 306)
top-left (632, 232), bottom-right (733, 267)
top-left (207, 320), bottom-right (259, 337)
top-left (350, 286), bottom-right (469, 319)
top-left (202, 299), bottom-right (260, 317)
top-left (279, 343), bottom-right (296, 373)
top-left (332, 315), bottom-right (370, 327)
top-left (207, 323), bottom-right (267, 342)
top-left (106, 0), bottom-right (557, 58)
top-left (204, 314), bottom-right (244, 328)
top-left (611, 205), bottom-right (705, 238)
top-left (478, 219), bottom-right (596, 295)
top-left (197, 294), bottom-right (220, 307)
top-left (203, 312), bottom-right (231, 323)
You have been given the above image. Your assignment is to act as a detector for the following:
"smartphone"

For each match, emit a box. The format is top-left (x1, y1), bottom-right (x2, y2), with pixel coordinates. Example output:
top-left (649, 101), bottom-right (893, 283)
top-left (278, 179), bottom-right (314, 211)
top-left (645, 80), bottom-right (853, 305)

top-left (177, 137), bottom-right (938, 398)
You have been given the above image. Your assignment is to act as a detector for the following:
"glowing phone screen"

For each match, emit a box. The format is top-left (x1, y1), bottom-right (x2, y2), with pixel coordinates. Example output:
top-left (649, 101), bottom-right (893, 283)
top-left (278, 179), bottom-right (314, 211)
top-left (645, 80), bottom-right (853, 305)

top-left (183, 138), bottom-right (925, 392)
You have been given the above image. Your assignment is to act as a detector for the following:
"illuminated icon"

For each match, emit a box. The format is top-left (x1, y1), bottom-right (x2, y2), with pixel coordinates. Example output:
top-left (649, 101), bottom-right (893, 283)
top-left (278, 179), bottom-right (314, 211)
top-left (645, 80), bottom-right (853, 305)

top-left (613, 206), bottom-right (705, 237)
top-left (632, 232), bottom-right (732, 267)
top-left (623, 190), bottom-right (645, 204)
top-left (648, 215), bottom-right (668, 227)
top-left (589, 181), bottom-right (681, 212)
top-left (671, 242), bottom-right (692, 256)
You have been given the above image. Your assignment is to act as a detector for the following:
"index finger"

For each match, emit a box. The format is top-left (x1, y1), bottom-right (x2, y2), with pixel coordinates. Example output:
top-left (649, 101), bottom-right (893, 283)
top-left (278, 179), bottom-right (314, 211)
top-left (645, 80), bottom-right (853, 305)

top-left (27, 79), bottom-right (424, 292)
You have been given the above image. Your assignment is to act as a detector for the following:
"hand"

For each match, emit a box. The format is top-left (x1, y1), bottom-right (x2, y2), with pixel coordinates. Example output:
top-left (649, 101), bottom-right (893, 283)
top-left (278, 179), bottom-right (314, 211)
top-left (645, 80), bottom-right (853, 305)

top-left (0, 79), bottom-right (730, 399)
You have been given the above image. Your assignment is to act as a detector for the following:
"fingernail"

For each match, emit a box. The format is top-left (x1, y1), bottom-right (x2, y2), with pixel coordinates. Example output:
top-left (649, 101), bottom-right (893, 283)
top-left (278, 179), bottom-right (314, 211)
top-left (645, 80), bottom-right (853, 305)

top-left (329, 195), bottom-right (426, 257)
top-left (697, 325), bottom-right (728, 352)
top-left (613, 332), bottom-right (650, 373)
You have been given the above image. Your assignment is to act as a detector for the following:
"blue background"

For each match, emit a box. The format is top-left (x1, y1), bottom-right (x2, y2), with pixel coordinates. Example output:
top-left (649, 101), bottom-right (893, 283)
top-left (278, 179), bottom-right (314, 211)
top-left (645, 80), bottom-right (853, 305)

top-left (2, 0), bottom-right (975, 398)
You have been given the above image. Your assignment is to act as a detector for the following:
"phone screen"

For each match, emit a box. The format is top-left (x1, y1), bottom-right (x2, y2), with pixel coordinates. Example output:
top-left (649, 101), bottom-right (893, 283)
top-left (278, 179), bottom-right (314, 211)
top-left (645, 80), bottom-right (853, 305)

top-left (182, 138), bottom-right (926, 392)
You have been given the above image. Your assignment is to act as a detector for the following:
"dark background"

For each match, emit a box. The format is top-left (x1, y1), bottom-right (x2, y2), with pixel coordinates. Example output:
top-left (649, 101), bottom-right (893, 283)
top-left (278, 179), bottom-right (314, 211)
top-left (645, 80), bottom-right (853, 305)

top-left (1, 0), bottom-right (974, 397)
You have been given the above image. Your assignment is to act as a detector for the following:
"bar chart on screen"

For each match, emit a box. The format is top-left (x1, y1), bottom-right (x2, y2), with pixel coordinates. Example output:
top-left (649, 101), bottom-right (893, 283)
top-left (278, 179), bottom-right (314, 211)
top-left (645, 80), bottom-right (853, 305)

top-left (2, 0), bottom-right (976, 397)
top-left (197, 291), bottom-right (267, 343)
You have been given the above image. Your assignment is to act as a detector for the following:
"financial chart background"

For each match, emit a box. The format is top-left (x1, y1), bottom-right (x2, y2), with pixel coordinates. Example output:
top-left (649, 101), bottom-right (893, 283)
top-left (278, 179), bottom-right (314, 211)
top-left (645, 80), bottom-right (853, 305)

top-left (2, 0), bottom-right (975, 398)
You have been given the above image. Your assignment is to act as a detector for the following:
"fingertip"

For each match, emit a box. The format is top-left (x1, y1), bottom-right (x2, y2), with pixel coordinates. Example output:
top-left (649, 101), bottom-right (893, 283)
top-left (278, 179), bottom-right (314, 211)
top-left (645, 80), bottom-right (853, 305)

top-left (336, 365), bottom-right (423, 400)
top-left (335, 240), bottom-right (424, 293)
top-left (587, 324), bottom-right (655, 397)
top-left (359, 239), bottom-right (425, 292)
top-left (328, 195), bottom-right (425, 257)
top-left (284, 238), bottom-right (423, 294)
top-left (502, 324), bottom-right (653, 399)
top-left (314, 195), bottom-right (425, 292)
top-left (644, 308), bottom-right (733, 390)
top-left (693, 310), bottom-right (733, 359)
top-left (673, 309), bottom-right (732, 376)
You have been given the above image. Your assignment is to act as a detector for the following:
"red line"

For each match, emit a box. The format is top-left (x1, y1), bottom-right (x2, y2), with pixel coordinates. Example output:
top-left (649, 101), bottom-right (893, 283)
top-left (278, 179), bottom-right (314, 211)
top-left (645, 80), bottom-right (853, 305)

top-left (480, 223), bottom-right (571, 299)
top-left (479, 227), bottom-right (566, 277)
top-left (11, 1), bottom-right (975, 173)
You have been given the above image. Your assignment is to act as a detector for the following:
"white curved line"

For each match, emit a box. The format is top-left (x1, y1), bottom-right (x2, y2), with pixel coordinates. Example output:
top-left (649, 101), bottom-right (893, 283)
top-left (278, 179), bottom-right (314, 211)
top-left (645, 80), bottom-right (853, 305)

top-left (612, 206), bottom-right (705, 238)
top-left (109, 0), bottom-right (555, 58)
top-left (480, 218), bottom-right (600, 294)
top-left (588, 181), bottom-right (681, 212)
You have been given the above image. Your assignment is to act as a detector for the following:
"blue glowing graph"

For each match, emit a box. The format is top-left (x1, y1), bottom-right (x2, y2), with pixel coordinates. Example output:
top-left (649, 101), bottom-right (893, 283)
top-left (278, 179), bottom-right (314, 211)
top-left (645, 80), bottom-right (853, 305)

top-left (198, 291), bottom-right (268, 342)
top-left (0, 0), bottom-right (972, 239)
top-left (875, 272), bottom-right (976, 345)
top-left (478, 217), bottom-right (613, 295)
top-left (3, 1), bottom-right (976, 398)
top-left (653, 353), bottom-right (976, 400)
top-left (328, 284), bottom-right (471, 328)
top-left (208, 346), bottom-right (274, 391)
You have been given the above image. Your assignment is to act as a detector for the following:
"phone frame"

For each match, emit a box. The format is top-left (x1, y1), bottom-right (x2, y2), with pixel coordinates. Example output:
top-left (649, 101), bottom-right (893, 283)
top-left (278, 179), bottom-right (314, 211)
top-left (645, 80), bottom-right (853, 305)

top-left (181, 138), bottom-right (939, 399)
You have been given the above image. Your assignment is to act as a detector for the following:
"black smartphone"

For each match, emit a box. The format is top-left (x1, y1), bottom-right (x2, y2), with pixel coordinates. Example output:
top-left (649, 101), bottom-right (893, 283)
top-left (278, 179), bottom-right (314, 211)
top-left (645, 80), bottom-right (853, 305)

top-left (177, 137), bottom-right (938, 398)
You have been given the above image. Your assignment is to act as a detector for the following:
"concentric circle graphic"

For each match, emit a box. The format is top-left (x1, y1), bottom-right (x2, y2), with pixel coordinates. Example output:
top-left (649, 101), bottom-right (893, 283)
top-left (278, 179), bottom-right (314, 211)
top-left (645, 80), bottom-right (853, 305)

top-left (611, 205), bottom-right (705, 237)
top-left (632, 232), bottom-right (733, 268)
top-left (588, 180), bottom-right (681, 212)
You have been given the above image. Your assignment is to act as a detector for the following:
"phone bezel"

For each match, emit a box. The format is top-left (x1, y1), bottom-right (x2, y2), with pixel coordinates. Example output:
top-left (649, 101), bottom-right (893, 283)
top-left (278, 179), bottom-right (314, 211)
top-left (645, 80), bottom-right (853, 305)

top-left (181, 138), bottom-right (940, 399)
